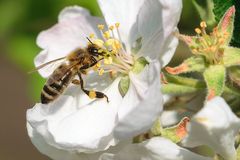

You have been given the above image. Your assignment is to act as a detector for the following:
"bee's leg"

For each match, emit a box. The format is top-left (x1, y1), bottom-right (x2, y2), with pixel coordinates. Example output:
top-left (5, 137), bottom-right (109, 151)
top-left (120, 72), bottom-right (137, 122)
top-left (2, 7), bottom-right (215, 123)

top-left (80, 57), bottom-right (98, 70)
top-left (77, 71), bottom-right (109, 102)
top-left (72, 79), bottom-right (80, 85)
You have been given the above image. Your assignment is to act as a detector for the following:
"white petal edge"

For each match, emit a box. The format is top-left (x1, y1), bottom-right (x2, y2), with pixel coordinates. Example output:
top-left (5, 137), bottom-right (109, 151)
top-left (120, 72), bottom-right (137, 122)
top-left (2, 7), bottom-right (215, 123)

top-left (133, 0), bottom-right (182, 60)
top-left (182, 97), bottom-right (240, 160)
top-left (114, 60), bottom-right (163, 139)
top-left (100, 137), bottom-right (212, 160)
top-left (97, 0), bottom-right (145, 51)
top-left (27, 78), bottom-right (123, 153)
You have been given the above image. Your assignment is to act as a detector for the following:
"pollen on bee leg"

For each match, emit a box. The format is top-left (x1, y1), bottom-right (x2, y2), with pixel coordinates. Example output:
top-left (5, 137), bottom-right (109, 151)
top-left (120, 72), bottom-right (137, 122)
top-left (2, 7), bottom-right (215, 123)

top-left (89, 90), bottom-right (97, 99)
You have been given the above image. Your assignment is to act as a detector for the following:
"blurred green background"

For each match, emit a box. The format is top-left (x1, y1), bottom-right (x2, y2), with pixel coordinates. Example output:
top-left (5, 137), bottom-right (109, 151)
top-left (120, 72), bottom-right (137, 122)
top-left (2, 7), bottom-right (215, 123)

top-left (0, 0), bottom-right (205, 159)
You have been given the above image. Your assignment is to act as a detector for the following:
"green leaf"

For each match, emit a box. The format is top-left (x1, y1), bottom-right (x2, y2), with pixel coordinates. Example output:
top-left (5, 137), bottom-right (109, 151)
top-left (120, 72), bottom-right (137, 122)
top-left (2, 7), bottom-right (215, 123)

top-left (223, 47), bottom-right (240, 67)
top-left (165, 56), bottom-right (207, 75)
top-left (203, 65), bottom-right (226, 100)
top-left (213, 0), bottom-right (240, 47)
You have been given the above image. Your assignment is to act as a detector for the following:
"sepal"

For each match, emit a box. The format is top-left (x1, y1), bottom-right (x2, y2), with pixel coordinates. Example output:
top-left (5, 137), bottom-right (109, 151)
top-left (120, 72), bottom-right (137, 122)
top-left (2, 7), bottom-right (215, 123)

top-left (165, 56), bottom-right (207, 75)
top-left (203, 65), bottom-right (226, 100)
top-left (229, 66), bottom-right (240, 86)
top-left (161, 74), bottom-right (205, 95)
top-left (160, 117), bottom-right (190, 143)
top-left (223, 47), bottom-right (240, 67)
top-left (217, 6), bottom-right (235, 45)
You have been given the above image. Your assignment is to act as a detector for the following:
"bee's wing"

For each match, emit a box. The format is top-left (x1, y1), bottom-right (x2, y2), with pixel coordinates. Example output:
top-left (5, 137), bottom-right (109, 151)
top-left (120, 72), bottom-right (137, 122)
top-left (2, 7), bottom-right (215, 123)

top-left (46, 62), bottom-right (79, 85)
top-left (28, 57), bottom-right (67, 74)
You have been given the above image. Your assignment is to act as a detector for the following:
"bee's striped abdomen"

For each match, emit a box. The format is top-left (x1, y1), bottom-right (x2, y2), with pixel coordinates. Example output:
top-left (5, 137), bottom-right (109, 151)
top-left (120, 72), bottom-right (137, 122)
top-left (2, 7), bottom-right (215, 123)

top-left (41, 69), bottom-right (75, 104)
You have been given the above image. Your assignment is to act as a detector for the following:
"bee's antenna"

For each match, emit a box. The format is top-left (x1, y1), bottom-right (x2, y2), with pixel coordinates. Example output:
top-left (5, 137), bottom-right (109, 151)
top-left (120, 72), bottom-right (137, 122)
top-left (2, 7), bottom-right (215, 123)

top-left (86, 37), bottom-right (93, 44)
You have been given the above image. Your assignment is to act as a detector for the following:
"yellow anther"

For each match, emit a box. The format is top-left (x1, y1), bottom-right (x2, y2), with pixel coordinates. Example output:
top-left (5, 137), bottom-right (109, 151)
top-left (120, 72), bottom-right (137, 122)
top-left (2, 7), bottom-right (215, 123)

top-left (98, 49), bottom-right (104, 53)
top-left (98, 24), bottom-right (105, 30)
top-left (105, 39), bottom-right (121, 50)
top-left (192, 49), bottom-right (198, 53)
top-left (195, 28), bottom-right (202, 34)
top-left (210, 46), bottom-right (216, 52)
top-left (93, 63), bottom-right (101, 72)
top-left (96, 63), bottom-right (101, 68)
top-left (89, 33), bottom-right (95, 39)
top-left (93, 39), bottom-right (104, 47)
top-left (98, 68), bottom-right (105, 76)
top-left (218, 38), bottom-right (225, 44)
top-left (104, 31), bottom-right (111, 39)
top-left (109, 25), bottom-right (114, 30)
top-left (115, 23), bottom-right (120, 28)
top-left (104, 57), bottom-right (113, 65)
top-left (200, 21), bottom-right (207, 28)
top-left (89, 90), bottom-right (96, 99)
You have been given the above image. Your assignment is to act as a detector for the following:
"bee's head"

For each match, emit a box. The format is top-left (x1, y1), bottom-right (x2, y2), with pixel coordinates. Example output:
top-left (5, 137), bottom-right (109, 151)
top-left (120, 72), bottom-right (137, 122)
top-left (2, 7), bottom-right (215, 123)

top-left (87, 44), bottom-right (103, 56)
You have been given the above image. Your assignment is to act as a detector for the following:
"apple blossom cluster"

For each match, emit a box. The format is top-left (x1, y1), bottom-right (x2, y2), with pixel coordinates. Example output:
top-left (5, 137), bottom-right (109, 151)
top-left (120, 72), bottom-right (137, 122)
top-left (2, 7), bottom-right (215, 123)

top-left (26, 0), bottom-right (240, 160)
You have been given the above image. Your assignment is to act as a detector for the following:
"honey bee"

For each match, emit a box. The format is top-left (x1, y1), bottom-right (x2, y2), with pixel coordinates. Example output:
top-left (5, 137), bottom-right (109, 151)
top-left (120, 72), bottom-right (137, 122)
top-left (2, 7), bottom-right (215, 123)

top-left (31, 38), bottom-right (109, 104)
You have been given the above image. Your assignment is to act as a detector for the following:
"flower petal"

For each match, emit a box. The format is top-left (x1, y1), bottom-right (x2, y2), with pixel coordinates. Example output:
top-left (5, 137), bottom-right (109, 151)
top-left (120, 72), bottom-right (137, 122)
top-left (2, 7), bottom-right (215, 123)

top-left (134, 0), bottom-right (182, 61)
top-left (100, 137), bottom-right (212, 160)
top-left (158, 30), bottom-right (179, 67)
top-left (27, 78), bottom-right (123, 153)
top-left (182, 97), bottom-right (240, 160)
top-left (27, 123), bottom-right (102, 160)
top-left (35, 6), bottom-right (105, 77)
top-left (114, 60), bottom-right (163, 139)
top-left (97, 0), bottom-right (145, 51)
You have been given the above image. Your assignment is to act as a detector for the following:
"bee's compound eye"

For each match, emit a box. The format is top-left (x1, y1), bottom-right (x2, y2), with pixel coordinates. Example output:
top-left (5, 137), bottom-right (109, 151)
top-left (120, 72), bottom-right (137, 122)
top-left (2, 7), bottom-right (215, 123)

top-left (92, 48), bottom-right (98, 53)
top-left (89, 47), bottom-right (99, 55)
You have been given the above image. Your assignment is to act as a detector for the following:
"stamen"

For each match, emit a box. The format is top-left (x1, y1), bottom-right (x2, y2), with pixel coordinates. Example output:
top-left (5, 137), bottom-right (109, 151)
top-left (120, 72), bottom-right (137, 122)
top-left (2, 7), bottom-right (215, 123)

top-left (89, 33), bottom-right (95, 39)
top-left (93, 39), bottom-right (104, 47)
top-left (98, 24), bottom-right (105, 30)
top-left (104, 57), bottom-right (113, 65)
top-left (109, 25), bottom-right (114, 30)
top-left (115, 23), bottom-right (120, 28)
top-left (104, 31), bottom-right (111, 39)
top-left (195, 28), bottom-right (202, 35)
top-left (200, 21), bottom-right (207, 28)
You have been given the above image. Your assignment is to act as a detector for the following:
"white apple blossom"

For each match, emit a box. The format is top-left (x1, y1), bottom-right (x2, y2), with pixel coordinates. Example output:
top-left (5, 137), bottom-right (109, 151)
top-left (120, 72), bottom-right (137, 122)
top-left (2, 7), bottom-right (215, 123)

top-left (27, 0), bottom-right (182, 159)
top-left (182, 97), bottom-right (240, 160)
top-left (100, 137), bottom-right (212, 160)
